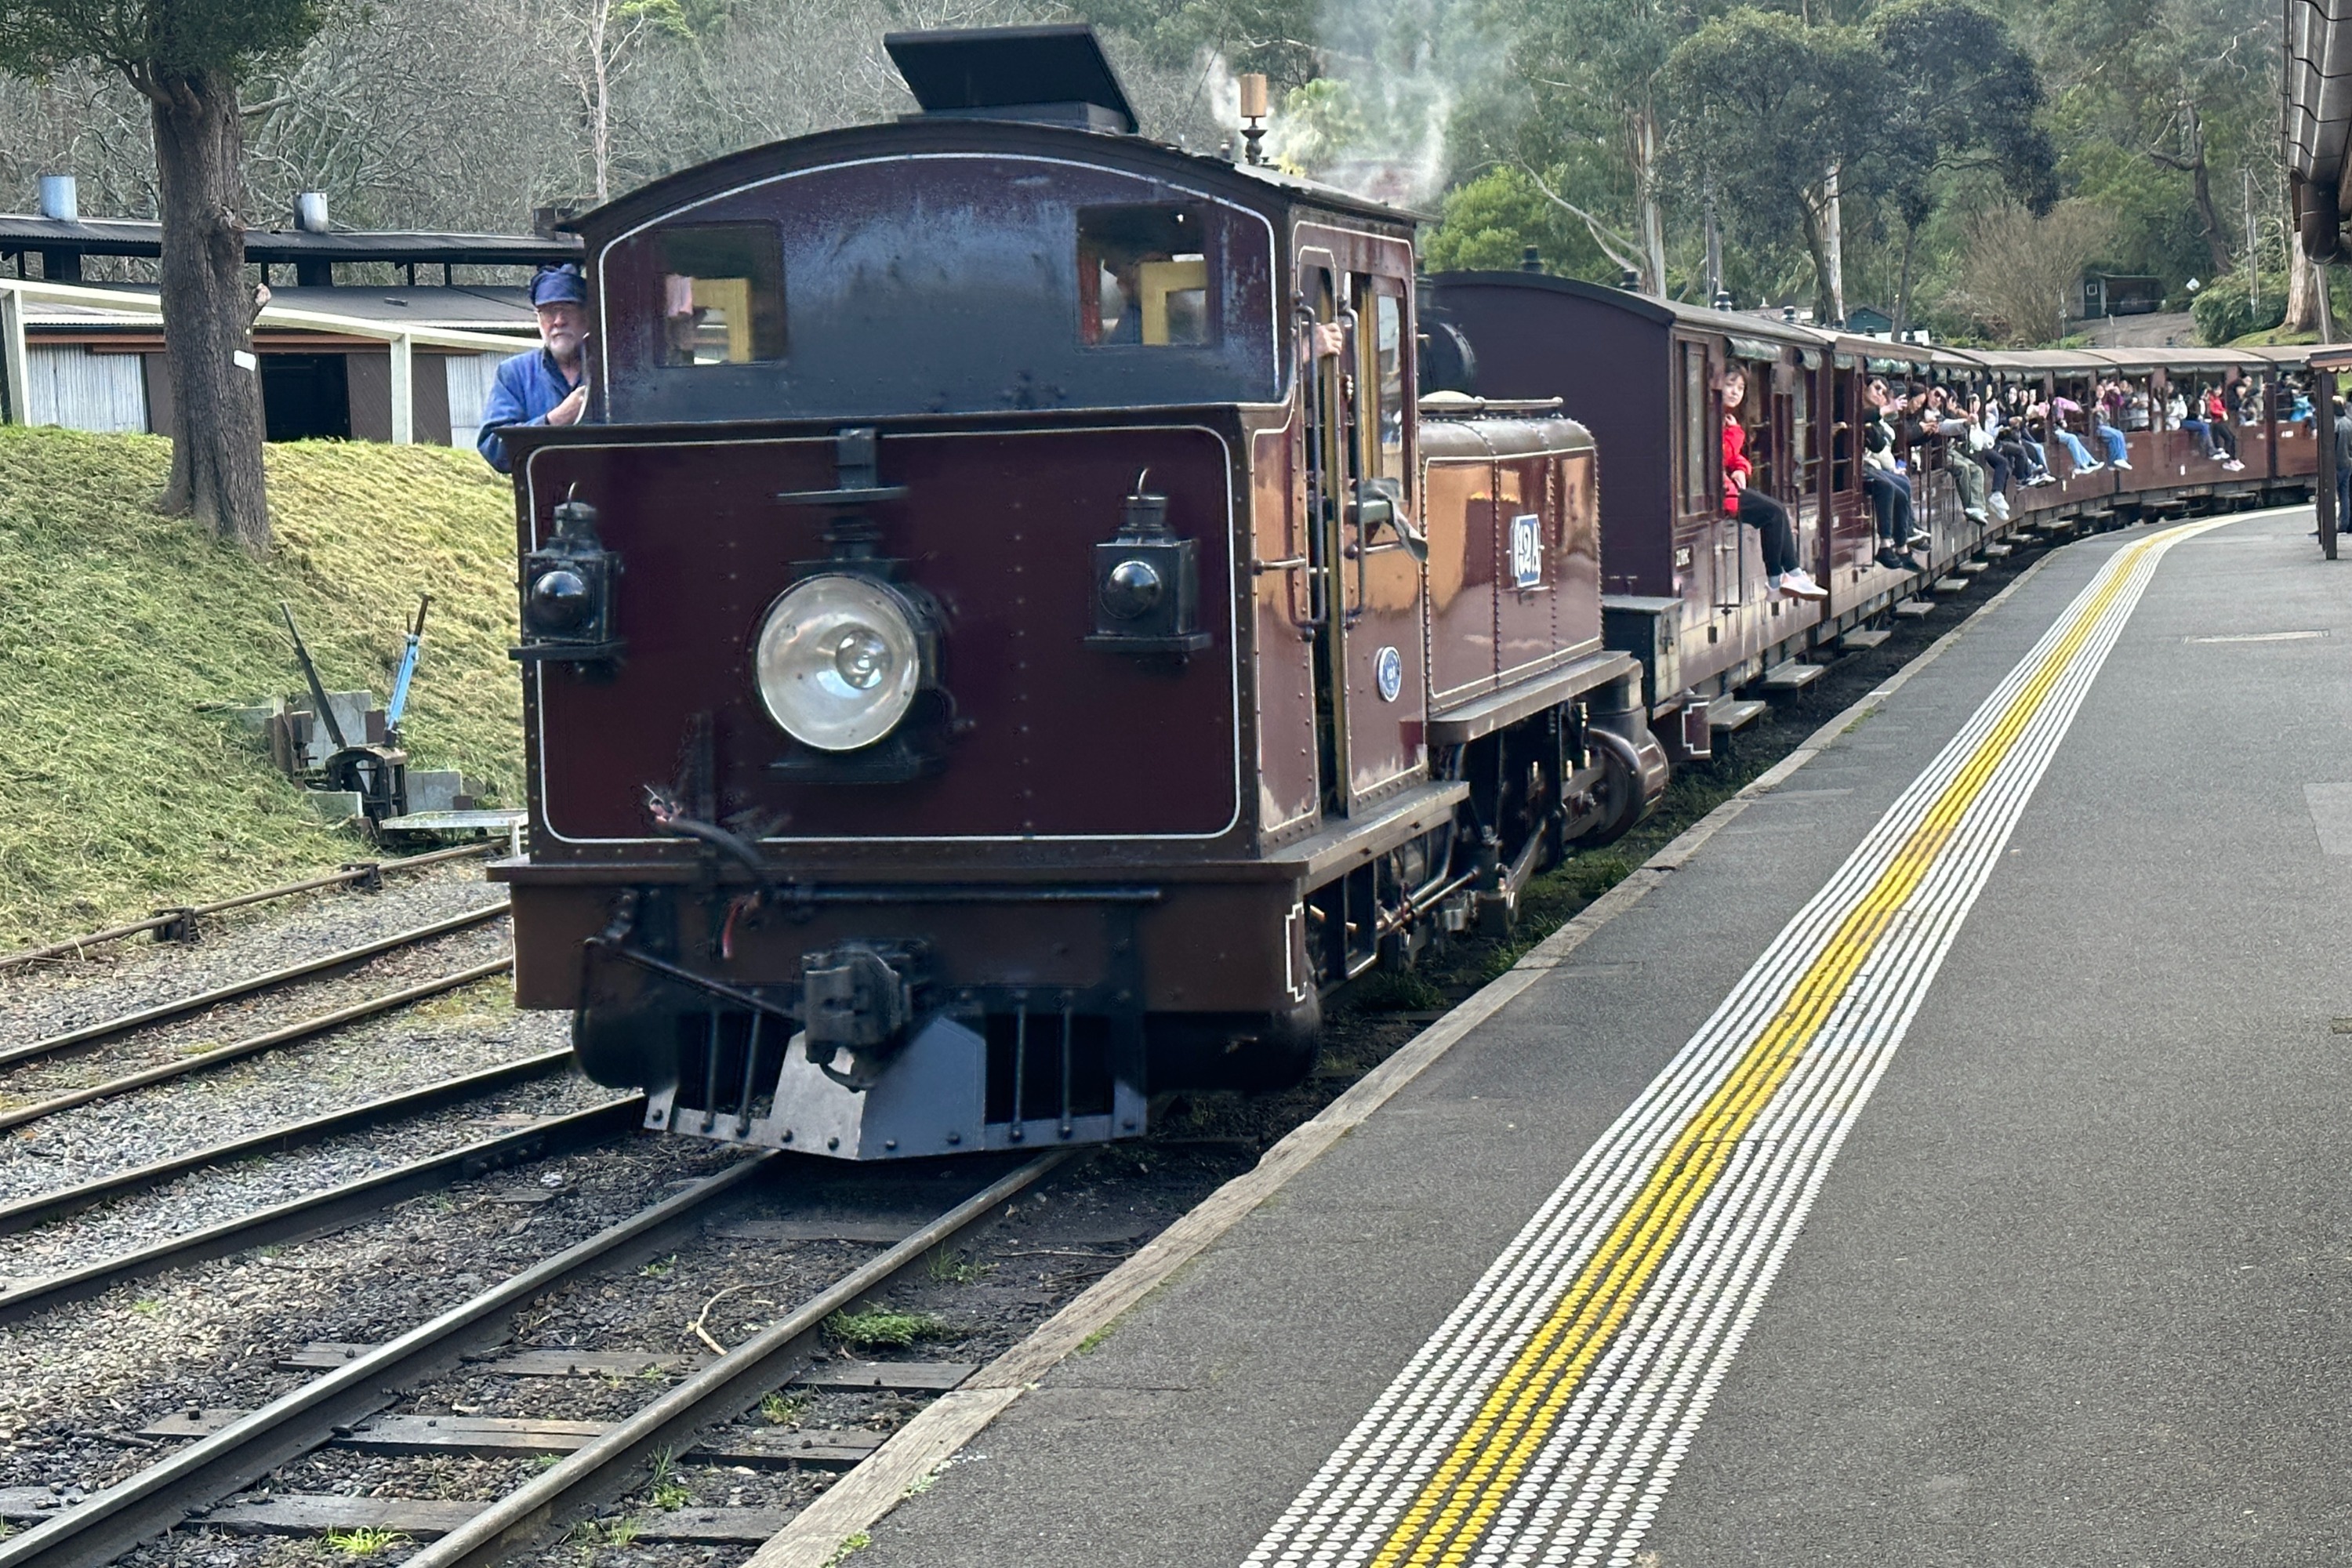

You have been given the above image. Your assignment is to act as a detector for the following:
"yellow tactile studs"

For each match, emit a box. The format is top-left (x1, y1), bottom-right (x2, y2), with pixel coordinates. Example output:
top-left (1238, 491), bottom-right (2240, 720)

top-left (1246, 518), bottom-right (2234, 1568)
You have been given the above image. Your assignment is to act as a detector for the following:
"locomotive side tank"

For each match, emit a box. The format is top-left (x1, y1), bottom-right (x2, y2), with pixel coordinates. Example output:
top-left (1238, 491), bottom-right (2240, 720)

top-left (492, 25), bottom-right (1664, 1161)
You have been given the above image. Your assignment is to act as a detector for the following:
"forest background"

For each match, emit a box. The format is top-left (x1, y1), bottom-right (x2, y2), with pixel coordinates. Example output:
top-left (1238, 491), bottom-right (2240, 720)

top-left (0, 0), bottom-right (2294, 349)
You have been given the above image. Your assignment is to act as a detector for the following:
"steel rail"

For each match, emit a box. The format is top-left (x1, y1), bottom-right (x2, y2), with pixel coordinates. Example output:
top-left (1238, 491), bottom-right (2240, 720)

top-left (368, 1151), bottom-right (1070, 1568)
top-left (0, 902), bottom-right (510, 1070)
top-left (0, 1048), bottom-right (574, 1237)
top-left (0, 956), bottom-right (516, 1134)
top-left (0, 1146), bottom-right (772, 1568)
top-left (0, 1096), bottom-right (641, 1326)
top-left (0, 844), bottom-right (495, 971)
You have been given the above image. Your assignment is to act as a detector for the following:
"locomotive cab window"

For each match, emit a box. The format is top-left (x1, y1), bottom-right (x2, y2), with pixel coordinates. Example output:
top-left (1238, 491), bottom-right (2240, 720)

top-left (1080, 205), bottom-right (1211, 347)
top-left (1365, 281), bottom-right (1407, 484)
top-left (653, 223), bottom-right (786, 367)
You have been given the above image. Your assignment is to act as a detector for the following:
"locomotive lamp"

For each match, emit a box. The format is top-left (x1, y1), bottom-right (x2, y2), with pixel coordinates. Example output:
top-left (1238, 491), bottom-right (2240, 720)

top-left (753, 573), bottom-right (936, 751)
top-left (511, 495), bottom-right (623, 664)
top-left (1085, 477), bottom-right (1211, 654)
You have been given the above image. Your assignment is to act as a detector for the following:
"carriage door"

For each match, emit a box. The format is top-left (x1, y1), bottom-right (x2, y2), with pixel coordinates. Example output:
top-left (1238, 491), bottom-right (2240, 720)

top-left (1298, 236), bottom-right (1427, 817)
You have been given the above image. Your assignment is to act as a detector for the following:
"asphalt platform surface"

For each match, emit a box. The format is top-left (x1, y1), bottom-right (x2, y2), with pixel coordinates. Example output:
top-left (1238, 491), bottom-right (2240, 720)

top-left (858, 507), bottom-right (2352, 1567)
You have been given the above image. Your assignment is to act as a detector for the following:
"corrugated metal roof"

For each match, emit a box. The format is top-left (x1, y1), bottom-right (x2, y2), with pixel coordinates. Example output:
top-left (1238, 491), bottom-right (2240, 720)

top-left (20, 282), bottom-right (534, 335)
top-left (0, 216), bottom-right (580, 266)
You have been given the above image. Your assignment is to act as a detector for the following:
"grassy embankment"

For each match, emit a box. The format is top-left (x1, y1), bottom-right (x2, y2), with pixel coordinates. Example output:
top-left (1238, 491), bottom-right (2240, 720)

top-left (0, 427), bottom-right (523, 946)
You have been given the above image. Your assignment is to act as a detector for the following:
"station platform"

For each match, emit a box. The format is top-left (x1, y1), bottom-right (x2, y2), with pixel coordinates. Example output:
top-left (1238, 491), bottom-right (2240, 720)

top-left (841, 506), bottom-right (2352, 1566)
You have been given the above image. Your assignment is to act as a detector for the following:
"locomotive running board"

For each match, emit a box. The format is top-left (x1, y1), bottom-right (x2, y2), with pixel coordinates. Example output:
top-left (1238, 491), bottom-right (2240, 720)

top-left (1426, 651), bottom-right (1639, 747)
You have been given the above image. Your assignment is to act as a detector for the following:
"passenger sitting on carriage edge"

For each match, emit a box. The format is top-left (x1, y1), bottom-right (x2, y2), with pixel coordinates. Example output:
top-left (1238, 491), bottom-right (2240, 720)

top-left (1861, 377), bottom-right (1927, 567)
top-left (1721, 366), bottom-right (1826, 601)
top-left (480, 263), bottom-right (590, 474)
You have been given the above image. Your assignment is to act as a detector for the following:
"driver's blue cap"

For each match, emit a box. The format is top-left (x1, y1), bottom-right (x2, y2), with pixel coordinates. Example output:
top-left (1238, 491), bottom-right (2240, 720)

top-left (531, 263), bottom-right (586, 307)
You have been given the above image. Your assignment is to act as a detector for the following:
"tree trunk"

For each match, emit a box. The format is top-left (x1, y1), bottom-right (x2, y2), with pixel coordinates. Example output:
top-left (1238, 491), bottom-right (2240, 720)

top-left (1892, 220), bottom-right (1918, 339)
top-left (146, 67), bottom-right (270, 554)
top-left (2287, 231), bottom-right (2324, 334)
top-left (2176, 101), bottom-right (2234, 275)
top-left (1631, 104), bottom-right (1667, 296)
top-left (1798, 198), bottom-right (1836, 326)
top-left (1703, 183), bottom-right (1723, 303)
top-left (1822, 163), bottom-right (1846, 326)
top-left (590, 0), bottom-right (613, 201)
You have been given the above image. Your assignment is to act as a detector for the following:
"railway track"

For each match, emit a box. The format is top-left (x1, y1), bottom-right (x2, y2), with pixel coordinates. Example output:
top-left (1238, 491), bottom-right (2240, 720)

top-left (0, 1152), bottom-right (1066, 1568)
top-left (0, 1048), bottom-right (578, 1240)
top-left (0, 844), bottom-right (498, 973)
top-left (0, 902), bottom-right (513, 1073)
top-left (0, 1094), bottom-right (640, 1325)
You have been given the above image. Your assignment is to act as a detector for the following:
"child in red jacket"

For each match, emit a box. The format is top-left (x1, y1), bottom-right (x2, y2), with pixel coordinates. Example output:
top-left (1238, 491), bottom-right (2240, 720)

top-left (1722, 367), bottom-right (1827, 601)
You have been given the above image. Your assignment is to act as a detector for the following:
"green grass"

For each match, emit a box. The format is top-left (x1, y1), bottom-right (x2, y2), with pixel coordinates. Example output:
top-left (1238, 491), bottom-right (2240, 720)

top-left (825, 1308), bottom-right (947, 1349)
top-left (0, 428), bottom-right (521, 945)
top-left (323, 1528), bottom-right (408, 1556)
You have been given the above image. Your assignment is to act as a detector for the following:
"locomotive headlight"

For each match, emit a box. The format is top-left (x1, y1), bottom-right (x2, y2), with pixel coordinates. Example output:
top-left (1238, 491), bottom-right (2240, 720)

top-left (753, 574), bottom-right (926, 751)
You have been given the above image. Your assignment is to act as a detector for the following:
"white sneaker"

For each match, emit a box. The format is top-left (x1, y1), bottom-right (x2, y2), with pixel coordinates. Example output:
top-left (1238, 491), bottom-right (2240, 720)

top-left (2112, 459), bottom-right (2133, 470)
top-left (2223, 459), bottom-right (2245, 471)
top-left (1988, 492), bottom-right (2010, 520)
top-left (2077, 460), bottom-right (2105, 474)
top-left (1777, 570), bottom-right (1828, 601)
top-left (1965, 506), bottom-right (1987, 522)
top-left (2029, 473), bottom-right (2057, 486)
top-left (1907, 528), bottom-right (1933, 549)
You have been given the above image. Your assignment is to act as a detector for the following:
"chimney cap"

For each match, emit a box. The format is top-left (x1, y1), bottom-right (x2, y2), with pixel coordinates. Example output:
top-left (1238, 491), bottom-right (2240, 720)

top-left (37, 175), bottom-right (77, 222)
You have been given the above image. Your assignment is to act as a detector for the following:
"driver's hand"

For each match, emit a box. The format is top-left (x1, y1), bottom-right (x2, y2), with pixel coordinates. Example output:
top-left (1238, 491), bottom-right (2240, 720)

top-left (546, 384), bottom-right (590, 427)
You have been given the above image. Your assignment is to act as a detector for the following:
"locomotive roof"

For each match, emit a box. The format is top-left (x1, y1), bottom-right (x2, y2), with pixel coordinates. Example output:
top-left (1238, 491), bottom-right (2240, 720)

top-left (562, 117), bottom-right (1421, 255)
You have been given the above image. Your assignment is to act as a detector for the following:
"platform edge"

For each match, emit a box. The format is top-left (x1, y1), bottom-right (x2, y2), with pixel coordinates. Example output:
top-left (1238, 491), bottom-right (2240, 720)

top-left (741, 539), bottom-right (2074, 1568)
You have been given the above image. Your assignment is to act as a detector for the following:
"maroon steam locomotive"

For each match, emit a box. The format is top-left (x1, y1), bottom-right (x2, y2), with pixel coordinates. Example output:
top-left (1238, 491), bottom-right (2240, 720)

top-left (493, 26), bottom-right (1668, 1160)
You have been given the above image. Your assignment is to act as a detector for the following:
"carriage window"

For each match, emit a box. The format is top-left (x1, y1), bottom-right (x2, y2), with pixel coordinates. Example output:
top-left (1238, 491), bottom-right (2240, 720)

top-left (654, 223), bottom-right (785, 366)
top-left (1079, 205), bottom-right (1211, 347)
top-left (1680, 343), bottom-right (1709, 514)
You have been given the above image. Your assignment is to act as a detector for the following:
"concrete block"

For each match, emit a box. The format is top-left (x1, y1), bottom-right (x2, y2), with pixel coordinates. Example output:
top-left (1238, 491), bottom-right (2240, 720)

top-left (405, 770), bottom-right (467, 814)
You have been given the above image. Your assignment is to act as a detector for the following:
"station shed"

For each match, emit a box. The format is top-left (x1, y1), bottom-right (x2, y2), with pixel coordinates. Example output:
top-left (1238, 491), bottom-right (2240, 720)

top-left (0, 184), bottom-right (578, 447)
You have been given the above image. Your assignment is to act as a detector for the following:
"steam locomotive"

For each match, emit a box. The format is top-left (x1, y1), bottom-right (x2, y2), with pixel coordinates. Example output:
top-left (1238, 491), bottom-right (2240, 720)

top-left (493, 24), bottom-right (1666, 1160)
top-left (495, 24), bottom-right (2317, 1161)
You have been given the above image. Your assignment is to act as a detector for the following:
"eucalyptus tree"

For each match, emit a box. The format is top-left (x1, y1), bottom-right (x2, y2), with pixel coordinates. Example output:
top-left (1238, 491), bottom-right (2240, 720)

top-left (2041, 0), bottom-right (2274, 277)
top-left (1501, 0), bottom-right (1702, 294)
top-left (1868, 0), bottom-right (2055, 335)
top-left (1661, 7), bottom-right (1888, 323)
top-left (0, 0), bottom-right (337, 552)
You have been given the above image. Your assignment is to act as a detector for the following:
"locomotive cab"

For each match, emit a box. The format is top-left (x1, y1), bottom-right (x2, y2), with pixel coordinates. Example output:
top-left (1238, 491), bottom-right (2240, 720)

top-left (495, 25), bottom-right (1664, 1160)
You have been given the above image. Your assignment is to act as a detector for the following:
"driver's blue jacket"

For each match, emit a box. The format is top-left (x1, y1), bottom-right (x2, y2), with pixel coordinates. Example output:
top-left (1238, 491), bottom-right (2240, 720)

top-left (477, 347), bottom-right (582, 474)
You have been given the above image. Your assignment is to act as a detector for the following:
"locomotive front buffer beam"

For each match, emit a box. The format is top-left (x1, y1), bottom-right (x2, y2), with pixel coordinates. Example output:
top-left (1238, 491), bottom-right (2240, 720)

top-left (508, 873), bottom-right (1319, 1162)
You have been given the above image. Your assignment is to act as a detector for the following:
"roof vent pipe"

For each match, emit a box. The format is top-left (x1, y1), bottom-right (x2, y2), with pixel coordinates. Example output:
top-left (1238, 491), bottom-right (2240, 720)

top-left (294, 191), bottom-right (329, 232)
top-left (37, 175), bottom-right (77, 222)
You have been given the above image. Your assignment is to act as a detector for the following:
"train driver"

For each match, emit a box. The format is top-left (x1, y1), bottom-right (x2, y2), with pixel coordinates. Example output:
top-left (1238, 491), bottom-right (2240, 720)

top-left (478, 263), bottom-right (591, 474)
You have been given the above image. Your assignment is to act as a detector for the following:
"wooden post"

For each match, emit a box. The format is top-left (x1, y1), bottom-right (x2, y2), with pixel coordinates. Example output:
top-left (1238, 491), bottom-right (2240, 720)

top-left (0, 287), bottom-right (27, 427)
top-left (2318, 365), bottom-right (2339, 561)
top-left (389, 333), bottom-right (414, 445)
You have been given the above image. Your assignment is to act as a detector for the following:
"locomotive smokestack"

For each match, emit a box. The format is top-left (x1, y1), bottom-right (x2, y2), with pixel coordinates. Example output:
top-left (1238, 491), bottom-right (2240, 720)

top-left (1240, 72), bottom-right (1269, 165)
